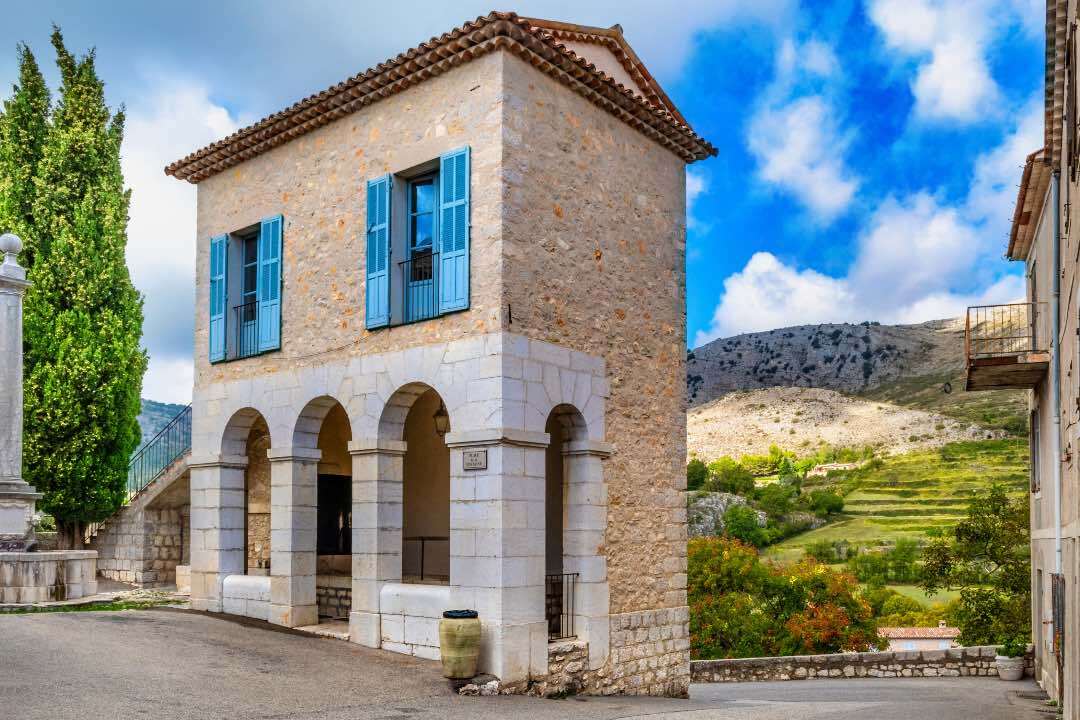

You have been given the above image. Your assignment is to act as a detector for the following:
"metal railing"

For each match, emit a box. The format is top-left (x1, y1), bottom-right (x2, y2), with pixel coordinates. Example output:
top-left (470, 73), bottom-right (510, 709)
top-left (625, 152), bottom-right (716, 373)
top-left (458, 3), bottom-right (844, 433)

top-left (86, 404), bottom-right (193, 544)
top-left (233, 301), bottom-right (259, 359)
top-left (545, 572), bottom-right (578, 641)
top-left (965, 303), bottom-right (1044, 360)
top-left (399, 251), bottom-right (439, 324)
top-left (127, 404), bottom-right (192, 497)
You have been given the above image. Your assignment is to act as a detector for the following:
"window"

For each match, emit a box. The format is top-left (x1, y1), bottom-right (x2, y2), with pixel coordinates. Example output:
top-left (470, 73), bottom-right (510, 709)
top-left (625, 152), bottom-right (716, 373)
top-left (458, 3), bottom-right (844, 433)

top-left (364, 146), bottom-right (470, 329)
top-left (208, 215), bottom-right (283, 362)
top-left (1031, 408), bottom-right (1041, 494)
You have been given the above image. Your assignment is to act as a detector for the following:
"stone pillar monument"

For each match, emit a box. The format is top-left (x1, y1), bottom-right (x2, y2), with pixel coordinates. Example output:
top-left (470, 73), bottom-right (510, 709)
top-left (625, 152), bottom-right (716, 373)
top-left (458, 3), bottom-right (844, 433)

top-left (0, 233), bottom-right (40, 551)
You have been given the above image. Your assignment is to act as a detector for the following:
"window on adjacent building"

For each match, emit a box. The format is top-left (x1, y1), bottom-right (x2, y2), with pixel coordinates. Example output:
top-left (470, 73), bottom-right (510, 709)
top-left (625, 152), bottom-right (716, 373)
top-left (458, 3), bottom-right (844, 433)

top-left (1031, 408), bottom-right (1041, 494)
top-left (208, 215), bottom-right (283, 362)
top-left (365, 146), bottom-right (470, 329)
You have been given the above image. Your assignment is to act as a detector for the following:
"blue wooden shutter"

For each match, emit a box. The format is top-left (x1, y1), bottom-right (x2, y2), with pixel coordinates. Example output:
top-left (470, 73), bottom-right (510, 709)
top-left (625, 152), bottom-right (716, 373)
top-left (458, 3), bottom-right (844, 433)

top-left (438, 146), bottom-right (470, 314)
top-left (365, 174), bottom-right (391, 328)
top-left (209, 234), bottom-right (227, 362)
top-left (256, 215), bottom-right (283, 352)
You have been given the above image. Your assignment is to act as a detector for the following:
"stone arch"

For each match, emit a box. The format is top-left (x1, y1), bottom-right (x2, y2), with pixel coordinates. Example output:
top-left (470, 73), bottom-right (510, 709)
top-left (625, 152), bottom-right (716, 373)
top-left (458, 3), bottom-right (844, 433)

top-left (293, 395), bottom-right (351, 450)
top-left (378, 382), bottom-right (447, 441)
top-left (221, 407), bottom-right (270, 456)
top-left (546, 403), bottom-right (589, 444)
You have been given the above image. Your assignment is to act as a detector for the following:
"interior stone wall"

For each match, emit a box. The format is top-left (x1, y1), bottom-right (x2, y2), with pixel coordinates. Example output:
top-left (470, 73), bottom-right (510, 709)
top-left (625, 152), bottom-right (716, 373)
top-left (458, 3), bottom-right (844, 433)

top-left (245, 418), bottom-right (271, 573)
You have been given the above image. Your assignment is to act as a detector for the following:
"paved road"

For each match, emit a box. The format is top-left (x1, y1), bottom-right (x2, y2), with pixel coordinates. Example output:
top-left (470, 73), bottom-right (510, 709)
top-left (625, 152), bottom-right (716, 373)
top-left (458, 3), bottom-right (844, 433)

top-left (0, 609), bottom-right (1051, 720)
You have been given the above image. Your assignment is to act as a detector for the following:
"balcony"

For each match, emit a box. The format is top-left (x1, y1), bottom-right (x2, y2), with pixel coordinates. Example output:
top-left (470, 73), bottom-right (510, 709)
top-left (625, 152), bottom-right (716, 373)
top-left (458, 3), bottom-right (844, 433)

top-left (233, 301), bottom-right (260, 360)
top-left (965, 303), bottom-right (1049, 391)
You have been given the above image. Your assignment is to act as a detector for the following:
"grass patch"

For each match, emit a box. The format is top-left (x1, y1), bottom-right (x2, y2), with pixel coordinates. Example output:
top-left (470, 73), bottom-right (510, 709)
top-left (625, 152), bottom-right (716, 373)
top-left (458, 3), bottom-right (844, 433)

top-left (886, 584), bottom-right (961, 606)
top-left (1, 599), bottom-right (174, 614)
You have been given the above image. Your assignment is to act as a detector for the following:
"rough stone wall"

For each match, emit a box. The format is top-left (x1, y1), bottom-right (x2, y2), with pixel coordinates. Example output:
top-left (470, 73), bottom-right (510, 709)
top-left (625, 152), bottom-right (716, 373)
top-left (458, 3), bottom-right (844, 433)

top-left (192, 51), bottom-right (505, 394)
top-left (691, 646), bottom-right (1035, 683)
top-left (499, 51), bottom-right (689, 692)
top-left (500, 50), bottom-right (687, 615)
top-left (245, 419), bottom-right (271, 572)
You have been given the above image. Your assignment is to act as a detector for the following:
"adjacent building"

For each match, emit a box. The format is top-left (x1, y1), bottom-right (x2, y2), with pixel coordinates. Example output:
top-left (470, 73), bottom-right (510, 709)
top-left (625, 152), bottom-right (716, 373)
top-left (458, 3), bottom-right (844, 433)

top-left (966, 2), bottom-right (1077, 715)
top-left (164, 12), bottom-right (715, 695)
top-left (878, 622), bottom-right (960, 653)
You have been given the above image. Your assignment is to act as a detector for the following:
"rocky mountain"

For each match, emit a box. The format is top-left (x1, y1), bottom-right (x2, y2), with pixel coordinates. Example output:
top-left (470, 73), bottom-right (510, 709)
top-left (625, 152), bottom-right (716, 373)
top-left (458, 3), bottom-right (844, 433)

top-left (136, 399), bottom-right (188, 449)
top-left (687, 318), bottom-right (962, 406)
top-left (686, 317), bottom-right (1026, 461)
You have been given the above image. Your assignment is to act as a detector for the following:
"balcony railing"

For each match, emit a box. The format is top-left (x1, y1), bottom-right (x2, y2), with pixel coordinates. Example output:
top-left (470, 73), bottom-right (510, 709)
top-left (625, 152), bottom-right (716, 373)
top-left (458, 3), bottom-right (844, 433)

top-left (965, 303), bottom-right (1049, 391)
top-left (545, 572), bottom-right (578, 641)
top-left (233, 301), bottom-right (259, 359)
top-left (965, 303), bottom-right (1042, 359)
top-left (399, 251), bottom-right (439, 324)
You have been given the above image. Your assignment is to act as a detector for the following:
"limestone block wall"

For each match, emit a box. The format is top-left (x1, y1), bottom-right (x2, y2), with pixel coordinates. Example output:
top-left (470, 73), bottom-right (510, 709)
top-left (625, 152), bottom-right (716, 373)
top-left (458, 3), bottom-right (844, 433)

top-left (92, 505), bottom-right (185, 586)
top-left (691, 646), bottom-right (1036, 683)
top-left (378, 582), bottom-right (448, 660)
top-left (222, 574), bottom-right (271, 621)
top-left (316, 574), bottom-right (351, 619)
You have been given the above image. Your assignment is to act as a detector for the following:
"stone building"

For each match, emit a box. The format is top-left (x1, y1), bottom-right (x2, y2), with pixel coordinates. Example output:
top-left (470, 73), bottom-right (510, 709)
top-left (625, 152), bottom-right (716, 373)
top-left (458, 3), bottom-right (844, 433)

top-left (966, 2), bottom-right (1078, 715)
top-left (164, 12), bottom-right (714, 695)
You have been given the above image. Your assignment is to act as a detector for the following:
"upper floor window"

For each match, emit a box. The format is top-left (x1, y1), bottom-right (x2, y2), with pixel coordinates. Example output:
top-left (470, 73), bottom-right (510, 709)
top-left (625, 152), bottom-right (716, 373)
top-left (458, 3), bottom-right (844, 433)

top-left (365, 146), bottom-right (470, 329)
top-left (208, 215), bottom-right (282, 362)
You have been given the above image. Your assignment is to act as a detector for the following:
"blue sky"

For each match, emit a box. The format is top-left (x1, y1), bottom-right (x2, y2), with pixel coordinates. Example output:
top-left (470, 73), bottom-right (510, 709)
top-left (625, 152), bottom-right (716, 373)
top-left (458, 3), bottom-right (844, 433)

top-left (0, 1), bottom-right (1045, 402)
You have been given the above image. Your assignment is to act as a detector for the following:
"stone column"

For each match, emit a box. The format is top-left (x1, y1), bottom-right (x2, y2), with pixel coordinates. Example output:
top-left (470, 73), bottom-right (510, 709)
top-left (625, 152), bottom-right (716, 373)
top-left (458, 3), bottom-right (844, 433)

top-left (0, 233), bottom-right (41, 551)
top-left (348, 438), bottom-right (405, 648)
top-left (564, 440), bottom-right (612, 670)
top-left (446, 429), bottom-right (550, 685)
top-left (188, 453), bottom-right (247, 612)
top-left (268, 446), bottom-right (319, 628)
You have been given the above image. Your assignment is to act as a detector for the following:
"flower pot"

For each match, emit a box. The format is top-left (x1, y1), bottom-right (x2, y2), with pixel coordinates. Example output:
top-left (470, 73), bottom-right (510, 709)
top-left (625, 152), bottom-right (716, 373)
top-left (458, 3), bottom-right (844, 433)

top-left (995, 655), bottom-right (1025, 681)
top-left (440, 610), bottom-right (481, 679)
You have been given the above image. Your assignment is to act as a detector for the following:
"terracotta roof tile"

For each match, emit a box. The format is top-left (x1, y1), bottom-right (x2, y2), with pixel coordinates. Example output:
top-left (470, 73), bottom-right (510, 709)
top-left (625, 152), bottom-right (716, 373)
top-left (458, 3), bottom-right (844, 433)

top-left (165, 11), bottom-right (716, 183)
top-left (879, 626), bottom-right (961, 639)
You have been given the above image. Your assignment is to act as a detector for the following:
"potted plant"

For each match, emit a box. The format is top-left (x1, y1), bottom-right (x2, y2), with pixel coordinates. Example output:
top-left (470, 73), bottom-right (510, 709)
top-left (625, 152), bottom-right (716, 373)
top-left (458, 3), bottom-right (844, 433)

top-left (995, 635), bottom-right (1027, 681)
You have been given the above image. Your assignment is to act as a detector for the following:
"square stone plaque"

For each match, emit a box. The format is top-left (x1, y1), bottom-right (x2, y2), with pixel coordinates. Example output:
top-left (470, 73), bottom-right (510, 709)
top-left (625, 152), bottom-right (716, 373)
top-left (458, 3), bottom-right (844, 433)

top-left (462, 449), bottom-right (487, 471)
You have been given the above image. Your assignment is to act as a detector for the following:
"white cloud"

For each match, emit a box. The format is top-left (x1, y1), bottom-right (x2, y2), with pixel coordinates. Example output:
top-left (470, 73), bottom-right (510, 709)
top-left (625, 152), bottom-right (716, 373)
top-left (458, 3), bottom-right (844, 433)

top-left (121, 77), bottom-right (246, 404)
top-left (747, 38), bottom-right (858, 222)
top-left (868, 0), bottom-right (1033, 123)
top-left (687, 168), bottom-right (708, 233)
top-left (748, 96), bottom-right (859, 221)
top-left (696, 103), bottom-right (1037, 345)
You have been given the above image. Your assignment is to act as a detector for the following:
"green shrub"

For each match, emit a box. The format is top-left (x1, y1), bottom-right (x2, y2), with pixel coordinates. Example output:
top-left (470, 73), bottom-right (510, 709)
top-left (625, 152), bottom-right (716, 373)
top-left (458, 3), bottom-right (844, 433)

top-left (808, 490), bottom-right (844, 516)
top-left (706, 457), bottom-right (756, 495)
top-left (723, 505), bottom-right (766, 547)
top-left (686, 458), bottom-right (708, 491)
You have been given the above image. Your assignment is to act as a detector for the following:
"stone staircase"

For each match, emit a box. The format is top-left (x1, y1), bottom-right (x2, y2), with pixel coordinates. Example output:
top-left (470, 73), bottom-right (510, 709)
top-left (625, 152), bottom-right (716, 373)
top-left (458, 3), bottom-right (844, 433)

top-left (86, 405), bottom-right (192, 587)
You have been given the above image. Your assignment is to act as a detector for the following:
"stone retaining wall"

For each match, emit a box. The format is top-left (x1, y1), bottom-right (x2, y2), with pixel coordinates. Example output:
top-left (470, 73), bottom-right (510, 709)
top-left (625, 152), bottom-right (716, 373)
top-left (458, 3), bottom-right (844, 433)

top-left (315, 575), bottom-right (350, 619)
top-left (691, 646), bottom-right (1035, 683)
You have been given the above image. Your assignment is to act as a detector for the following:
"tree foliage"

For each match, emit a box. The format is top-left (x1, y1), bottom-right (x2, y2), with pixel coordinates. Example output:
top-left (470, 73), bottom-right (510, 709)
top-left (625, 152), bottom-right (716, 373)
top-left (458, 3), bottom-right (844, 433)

top-left (919, 485), bottom-right (1030, 646)
top-left (1, 29), bottom-right (146, 547)
top-left (0, 43), bottom-right (49, 266)
top-left (689, 536), bottom-right (882, 659)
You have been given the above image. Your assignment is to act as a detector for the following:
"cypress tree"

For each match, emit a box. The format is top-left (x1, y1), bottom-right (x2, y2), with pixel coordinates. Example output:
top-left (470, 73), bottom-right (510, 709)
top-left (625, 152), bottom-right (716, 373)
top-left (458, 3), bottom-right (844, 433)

top-left (20, 28), bottom-right (147, 548)
top-left (0, 43), bottom-right (50, 268)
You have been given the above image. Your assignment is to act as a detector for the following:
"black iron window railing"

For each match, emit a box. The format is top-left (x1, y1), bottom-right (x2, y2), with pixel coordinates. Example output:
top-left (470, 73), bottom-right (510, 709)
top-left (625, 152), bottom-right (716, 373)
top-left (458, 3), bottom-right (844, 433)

top-left (400, 251), bottom-right (439, 324)
top-left (545, 572), bottom-right (578, 641)
top-left (234, 301), bottom-right (259, 359)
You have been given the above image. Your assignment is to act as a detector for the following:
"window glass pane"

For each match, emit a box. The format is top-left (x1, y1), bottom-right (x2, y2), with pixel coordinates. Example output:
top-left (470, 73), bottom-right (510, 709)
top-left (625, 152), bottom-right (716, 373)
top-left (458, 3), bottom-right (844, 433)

top-left (244, 235), bottom-right (258, 264)
top-left (412, 213), bottom-right (434, 251)
top-left (412, 179), bottom-right (435, 214)
top-left (244, 265), bottom-right (257, 296)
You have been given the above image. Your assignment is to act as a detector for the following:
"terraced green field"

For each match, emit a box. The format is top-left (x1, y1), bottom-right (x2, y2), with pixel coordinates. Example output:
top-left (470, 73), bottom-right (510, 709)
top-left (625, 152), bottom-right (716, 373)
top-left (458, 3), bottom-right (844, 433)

top-left (767, 439), bottom-right (1028, 563)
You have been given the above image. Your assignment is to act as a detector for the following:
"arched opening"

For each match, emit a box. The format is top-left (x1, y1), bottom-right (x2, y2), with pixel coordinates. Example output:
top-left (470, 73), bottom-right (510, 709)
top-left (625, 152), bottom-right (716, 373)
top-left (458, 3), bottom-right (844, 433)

top-left (299, 398), bottom-right (353, 621)
top-left (219, 407), bottom-right (272, 577)
top-left (244, 416), bottom-right (272, 574)
top-left (392, 385), bottom-right (450, 584)
top-left (544, 404), bottom-right (589, 641)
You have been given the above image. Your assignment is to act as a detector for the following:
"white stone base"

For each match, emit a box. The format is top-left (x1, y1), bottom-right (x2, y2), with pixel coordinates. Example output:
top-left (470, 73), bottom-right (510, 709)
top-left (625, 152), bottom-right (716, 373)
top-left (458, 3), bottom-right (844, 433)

top-left (0, 550), bottom-right (97, 603)
top-left (175, 564), bottom-right (191, 594)
top-left (376, 582), bottom-right (450, 660)
top-left (222, 574), bottom-right (271, 621)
